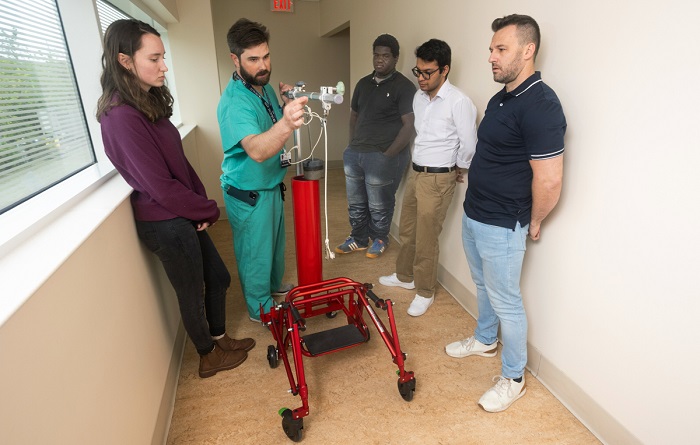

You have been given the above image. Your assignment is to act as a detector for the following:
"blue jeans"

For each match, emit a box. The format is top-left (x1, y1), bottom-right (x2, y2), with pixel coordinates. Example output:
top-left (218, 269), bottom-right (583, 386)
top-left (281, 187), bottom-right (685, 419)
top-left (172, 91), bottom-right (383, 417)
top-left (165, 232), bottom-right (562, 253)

top-left (136, 218), bottom-right (231, 355)
top-left (461, 214), bottom-right (528, 379)
top-left (343, 147), bottom-right (410, 245)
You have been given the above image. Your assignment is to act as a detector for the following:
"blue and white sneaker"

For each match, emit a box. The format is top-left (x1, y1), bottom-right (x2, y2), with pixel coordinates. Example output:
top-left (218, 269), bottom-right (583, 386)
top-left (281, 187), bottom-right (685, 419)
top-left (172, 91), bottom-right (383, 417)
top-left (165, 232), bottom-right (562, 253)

top-left (366, 239), bottom-right (386, 258)
top-left (335, 236), bottom-right (368, 254)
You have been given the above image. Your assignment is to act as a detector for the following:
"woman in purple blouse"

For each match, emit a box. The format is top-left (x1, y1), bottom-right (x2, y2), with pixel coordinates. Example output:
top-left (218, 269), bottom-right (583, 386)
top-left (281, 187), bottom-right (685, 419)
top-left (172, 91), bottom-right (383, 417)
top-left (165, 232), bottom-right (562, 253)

top-left (97, 19), bottom-right (254, 378)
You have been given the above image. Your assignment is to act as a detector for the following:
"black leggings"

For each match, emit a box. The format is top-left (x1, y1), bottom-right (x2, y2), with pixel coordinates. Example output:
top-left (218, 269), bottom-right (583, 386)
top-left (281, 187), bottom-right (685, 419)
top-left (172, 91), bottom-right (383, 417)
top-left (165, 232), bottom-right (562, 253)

top-left (136, 218), bottom-right (231, 355)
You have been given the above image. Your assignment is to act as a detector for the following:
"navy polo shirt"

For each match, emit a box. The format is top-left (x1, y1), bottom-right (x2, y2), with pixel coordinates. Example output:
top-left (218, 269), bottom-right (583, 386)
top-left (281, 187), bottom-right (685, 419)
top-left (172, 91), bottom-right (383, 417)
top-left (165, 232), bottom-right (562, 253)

top-left (349, 70), bottom-right (416, 153)
top-left (464, 72), bottom-right (566, 229)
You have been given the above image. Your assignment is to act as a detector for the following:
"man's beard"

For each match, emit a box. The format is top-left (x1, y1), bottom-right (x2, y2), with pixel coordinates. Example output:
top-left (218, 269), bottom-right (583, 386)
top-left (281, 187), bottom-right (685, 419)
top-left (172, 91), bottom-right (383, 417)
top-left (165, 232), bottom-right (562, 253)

top-left (492, 59), bottom-right (521, 85)
top-left (240, 64), bottom-right (271, 87)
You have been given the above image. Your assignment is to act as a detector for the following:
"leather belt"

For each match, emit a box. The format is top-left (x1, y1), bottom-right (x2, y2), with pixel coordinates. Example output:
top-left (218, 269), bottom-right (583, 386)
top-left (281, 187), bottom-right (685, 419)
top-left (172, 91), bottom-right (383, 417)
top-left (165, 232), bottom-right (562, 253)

top-left (412, 162), bottom-right (455, 174)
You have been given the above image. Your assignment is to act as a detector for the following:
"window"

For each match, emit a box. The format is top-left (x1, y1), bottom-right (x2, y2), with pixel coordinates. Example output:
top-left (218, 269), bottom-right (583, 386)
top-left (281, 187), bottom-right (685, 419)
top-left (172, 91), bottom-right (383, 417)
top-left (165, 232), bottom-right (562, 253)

top-left (95, 0), bottom-right (130, 34)
top-left (0, 0), bottom-right (183, 325)
top-left (0, 0), bottom-right (96, 214)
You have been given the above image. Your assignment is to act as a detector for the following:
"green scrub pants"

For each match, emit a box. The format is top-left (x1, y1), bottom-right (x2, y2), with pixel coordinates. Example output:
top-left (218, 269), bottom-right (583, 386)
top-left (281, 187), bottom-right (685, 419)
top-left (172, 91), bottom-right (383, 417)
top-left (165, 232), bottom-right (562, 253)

top-left (223, 186), bottom-right (285, 319)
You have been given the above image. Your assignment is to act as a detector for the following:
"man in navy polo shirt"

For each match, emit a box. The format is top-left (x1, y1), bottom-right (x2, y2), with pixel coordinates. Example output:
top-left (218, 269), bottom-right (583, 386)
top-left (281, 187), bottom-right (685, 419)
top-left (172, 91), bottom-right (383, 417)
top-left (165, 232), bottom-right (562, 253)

top-left (445, 14), bottom-right (566, 412)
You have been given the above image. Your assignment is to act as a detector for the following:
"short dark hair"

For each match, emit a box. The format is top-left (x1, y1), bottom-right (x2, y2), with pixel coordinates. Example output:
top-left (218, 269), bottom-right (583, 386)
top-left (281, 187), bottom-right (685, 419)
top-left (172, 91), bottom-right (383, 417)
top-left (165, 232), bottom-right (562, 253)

top-left (491, 14), bottom-right (541, 59)
top-left (227, 18), bottom-right (269, 57)
top-left (415, 39), bottom-right (451, 76)
top-left (373, 34), bottom-right (399, 58)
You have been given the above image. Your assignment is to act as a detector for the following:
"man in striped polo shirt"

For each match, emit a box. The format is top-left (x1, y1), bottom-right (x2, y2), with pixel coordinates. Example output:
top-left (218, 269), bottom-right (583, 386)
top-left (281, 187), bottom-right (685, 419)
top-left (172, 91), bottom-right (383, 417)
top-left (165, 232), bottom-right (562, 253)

top-left (446, 14), bottom-right (567, 413)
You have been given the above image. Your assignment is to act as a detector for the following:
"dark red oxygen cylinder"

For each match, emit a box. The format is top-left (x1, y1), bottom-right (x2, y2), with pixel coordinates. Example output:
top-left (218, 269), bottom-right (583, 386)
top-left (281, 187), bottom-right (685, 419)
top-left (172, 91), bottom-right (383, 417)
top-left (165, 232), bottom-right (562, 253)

top-left (291, 176), bottom-right (323, 285)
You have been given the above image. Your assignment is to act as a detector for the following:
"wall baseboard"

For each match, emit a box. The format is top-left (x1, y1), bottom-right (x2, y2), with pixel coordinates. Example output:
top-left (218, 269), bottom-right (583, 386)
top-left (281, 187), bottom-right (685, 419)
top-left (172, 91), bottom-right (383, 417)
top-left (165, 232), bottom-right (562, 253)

top-left (389, 219), bottom-right (638, 445)
top-left (153, 322), bottom-right (187, 445)
top-left (438, 263), bottom-right (640, 445)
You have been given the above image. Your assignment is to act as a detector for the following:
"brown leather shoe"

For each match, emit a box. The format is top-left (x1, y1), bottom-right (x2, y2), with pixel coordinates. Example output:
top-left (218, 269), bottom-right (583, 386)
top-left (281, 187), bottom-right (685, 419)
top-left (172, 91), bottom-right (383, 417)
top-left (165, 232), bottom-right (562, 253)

top-left (215, 333), bottom-right (256, 352)
top-left (199, 345), bottom-right (247, 378)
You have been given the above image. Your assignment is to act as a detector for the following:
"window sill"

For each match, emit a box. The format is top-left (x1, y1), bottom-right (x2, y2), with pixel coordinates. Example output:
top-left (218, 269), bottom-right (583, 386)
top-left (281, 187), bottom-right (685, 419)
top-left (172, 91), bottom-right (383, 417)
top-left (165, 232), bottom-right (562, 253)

top-left (0, 123), bottom-right (197, 326)
top-left (0, 164), bottom-right (129, 326)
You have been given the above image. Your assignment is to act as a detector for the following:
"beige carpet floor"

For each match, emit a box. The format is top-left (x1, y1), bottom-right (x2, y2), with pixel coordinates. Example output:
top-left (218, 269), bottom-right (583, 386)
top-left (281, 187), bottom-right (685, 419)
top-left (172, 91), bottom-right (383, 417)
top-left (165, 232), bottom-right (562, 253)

top-left (166, 169), bottom-right (600, 445)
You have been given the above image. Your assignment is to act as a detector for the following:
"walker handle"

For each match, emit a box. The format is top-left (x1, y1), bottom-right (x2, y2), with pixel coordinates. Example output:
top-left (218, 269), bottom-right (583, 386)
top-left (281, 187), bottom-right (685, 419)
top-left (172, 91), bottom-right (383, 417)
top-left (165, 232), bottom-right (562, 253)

top-left (289, 303), bottom-right (307, 331)
top-left (366, 288), bottom-right (387, 310)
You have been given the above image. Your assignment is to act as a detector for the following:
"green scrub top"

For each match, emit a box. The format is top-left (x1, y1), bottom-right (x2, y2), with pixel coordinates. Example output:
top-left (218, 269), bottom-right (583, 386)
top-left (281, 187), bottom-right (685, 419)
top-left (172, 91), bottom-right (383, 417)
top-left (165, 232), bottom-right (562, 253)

top-left (218, 77), bottom-right (286, 191)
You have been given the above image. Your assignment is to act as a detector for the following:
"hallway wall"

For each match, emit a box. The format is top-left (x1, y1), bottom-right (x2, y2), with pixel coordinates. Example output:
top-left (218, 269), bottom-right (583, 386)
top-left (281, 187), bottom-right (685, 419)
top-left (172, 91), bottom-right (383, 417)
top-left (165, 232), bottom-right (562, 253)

top-left (0, 187), bottom-right (184, 445)
top-left (319, 1), bottom-right (700, 444)
top-left (2, 1), bottom-right (697, 444)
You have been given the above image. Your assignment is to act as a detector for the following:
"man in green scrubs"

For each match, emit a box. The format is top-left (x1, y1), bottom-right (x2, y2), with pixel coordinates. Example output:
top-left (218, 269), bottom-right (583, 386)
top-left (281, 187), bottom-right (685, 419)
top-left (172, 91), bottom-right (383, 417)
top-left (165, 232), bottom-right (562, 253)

top-left (217, 18), bottom-right (308, 321)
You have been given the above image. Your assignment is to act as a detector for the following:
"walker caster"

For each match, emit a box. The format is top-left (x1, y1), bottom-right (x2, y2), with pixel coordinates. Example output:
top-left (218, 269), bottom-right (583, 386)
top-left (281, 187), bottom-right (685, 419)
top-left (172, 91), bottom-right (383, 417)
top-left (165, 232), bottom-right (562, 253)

top-left (280, 408), bottom-right (303, 442)
top-left (398, 377), bottom-right (416, 402)
top-left (267, 345), bottom-right (279, 369)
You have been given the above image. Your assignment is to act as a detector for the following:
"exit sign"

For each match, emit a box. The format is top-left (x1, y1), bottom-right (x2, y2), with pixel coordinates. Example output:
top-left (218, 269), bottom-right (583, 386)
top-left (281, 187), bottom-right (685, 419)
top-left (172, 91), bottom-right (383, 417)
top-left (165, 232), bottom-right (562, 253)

top-left (271, 0), bottom-right (294, 12)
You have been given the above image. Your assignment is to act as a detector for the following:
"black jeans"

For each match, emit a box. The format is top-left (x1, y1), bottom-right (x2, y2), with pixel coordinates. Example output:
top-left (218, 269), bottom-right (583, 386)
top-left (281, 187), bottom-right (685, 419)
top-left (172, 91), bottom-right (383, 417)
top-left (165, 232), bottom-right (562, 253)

top-left (136, 218), bottom-right (231, 355)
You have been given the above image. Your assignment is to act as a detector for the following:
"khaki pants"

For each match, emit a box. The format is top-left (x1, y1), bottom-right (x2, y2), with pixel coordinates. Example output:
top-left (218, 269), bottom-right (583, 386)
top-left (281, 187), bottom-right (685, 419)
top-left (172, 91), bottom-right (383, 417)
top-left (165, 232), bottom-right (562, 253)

top-left (395, 169), bottom-right (456, 298)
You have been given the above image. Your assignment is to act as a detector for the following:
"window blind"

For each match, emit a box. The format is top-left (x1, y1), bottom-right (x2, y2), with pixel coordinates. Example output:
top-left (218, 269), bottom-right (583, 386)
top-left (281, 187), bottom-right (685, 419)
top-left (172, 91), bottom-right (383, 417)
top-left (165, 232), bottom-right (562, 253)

top-left (95, 0), bottom-right (130, 35)
top-left (0, 0), bottom-right (95, 214)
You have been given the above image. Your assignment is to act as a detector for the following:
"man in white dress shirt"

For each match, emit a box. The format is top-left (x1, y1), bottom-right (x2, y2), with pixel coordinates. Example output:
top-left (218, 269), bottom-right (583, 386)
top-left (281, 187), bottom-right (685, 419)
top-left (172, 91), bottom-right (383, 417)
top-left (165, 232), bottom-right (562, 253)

top-left (379, 39), bottom-right (478, 316)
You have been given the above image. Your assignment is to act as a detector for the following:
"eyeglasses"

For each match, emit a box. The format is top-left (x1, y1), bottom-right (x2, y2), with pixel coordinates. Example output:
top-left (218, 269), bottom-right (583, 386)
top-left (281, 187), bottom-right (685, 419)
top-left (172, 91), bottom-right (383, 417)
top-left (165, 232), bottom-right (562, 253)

top-left (412, 67), bottom-right (440, 80)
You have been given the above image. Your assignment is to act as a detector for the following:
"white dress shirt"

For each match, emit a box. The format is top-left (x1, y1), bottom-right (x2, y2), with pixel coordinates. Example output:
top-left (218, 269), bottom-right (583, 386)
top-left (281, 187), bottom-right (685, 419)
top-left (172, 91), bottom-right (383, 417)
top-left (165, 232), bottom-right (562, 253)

top-left (412, 79), bottom-right (478, 169)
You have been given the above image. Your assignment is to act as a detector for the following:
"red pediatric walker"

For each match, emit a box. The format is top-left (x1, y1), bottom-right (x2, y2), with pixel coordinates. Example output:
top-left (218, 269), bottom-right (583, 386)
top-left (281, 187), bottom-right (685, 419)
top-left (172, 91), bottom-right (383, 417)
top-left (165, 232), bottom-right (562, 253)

top-left (258, 175), bottom-right (416, 442)
top-left (259, 278), bottom-right (416, 442)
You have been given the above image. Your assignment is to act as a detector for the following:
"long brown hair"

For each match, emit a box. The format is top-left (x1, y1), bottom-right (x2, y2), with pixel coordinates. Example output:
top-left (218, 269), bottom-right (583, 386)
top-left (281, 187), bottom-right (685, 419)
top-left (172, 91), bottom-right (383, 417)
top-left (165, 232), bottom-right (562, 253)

top-left (96, 19), bottom-right (173, 122)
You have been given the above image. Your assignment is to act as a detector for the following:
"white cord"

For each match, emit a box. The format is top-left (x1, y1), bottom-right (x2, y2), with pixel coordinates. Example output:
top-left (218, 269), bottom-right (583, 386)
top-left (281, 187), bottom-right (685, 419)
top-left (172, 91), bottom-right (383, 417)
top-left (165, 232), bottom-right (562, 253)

top-left (285, 102), bottom-right (336, 260)
top-left (285, 106), bottom-right (324, 165)
top-left (321, 117), bottom-right (335, 260)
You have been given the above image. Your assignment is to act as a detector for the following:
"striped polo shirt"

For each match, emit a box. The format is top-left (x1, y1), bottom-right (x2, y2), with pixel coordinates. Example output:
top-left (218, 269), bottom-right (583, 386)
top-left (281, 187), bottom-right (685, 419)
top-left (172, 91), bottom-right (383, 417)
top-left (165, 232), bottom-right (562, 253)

top-left (464, 71), bottom-right (567, 229)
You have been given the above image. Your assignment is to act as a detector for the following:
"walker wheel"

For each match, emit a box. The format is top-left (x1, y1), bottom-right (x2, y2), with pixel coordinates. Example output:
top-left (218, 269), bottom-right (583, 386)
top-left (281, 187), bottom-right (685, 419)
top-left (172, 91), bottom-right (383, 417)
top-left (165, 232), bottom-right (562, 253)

top-left (326, 311), bottom-right (338, 318)
top-left (280, 408), bottom-right (303, 442)
top-left (267, 345), bottom-right (279, 369)
top-left (397, 377), bottom-right (416, 402)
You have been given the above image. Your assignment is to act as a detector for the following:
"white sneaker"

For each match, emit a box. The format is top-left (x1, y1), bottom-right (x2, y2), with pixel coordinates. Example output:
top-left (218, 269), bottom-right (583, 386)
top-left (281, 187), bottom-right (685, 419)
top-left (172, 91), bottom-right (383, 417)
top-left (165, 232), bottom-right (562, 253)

top-left (378, 273), bottom-right (415, 290)
top-left (445, 336), bottom-right (497, 358)
top-left (478, 376), bottom-right (526, 413)
top-left (407, 294), bottom-right (434, 316)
